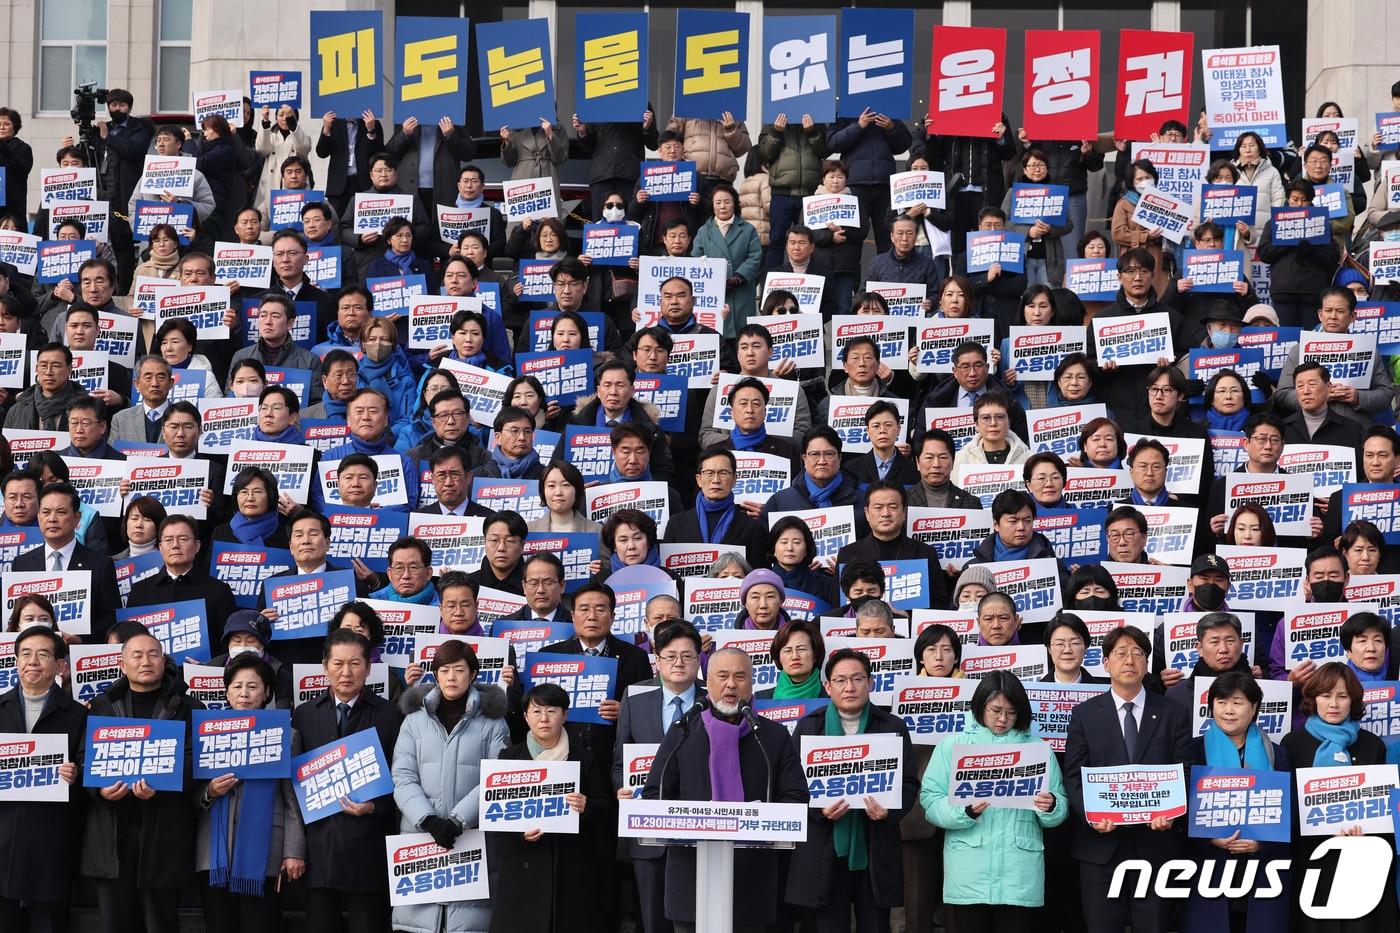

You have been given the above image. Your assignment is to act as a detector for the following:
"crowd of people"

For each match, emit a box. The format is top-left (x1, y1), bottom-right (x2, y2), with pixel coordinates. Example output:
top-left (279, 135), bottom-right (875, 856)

top-left (0, 62), bottom-right (1397, 933)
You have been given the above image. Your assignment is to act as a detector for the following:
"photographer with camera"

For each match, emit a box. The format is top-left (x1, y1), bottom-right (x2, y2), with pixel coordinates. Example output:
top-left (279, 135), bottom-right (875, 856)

top-left (66, 87), bottom-right (151, 294)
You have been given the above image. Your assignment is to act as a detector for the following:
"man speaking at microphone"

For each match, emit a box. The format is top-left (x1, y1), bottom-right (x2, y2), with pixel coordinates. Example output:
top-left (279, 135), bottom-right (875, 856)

top-left (642, 646), bottom-right (807, 933)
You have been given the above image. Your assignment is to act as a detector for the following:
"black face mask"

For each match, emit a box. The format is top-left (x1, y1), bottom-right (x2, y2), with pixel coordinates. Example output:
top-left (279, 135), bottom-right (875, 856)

top-left (1075, 595), bottom-right (1114, 612)
top-left (1310, 581), bottom-right (1344, 603)
top-left (109, 110), bottom-right (128, 125)
top-left (283, 116), bottom-right (298, 132)
top-left (1193, 583), bottom-right (1226, 611)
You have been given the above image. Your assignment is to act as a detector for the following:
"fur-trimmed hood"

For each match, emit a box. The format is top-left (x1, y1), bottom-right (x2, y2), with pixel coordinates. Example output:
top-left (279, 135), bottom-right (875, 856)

top-left (399, 681), bottom-right (507, 721)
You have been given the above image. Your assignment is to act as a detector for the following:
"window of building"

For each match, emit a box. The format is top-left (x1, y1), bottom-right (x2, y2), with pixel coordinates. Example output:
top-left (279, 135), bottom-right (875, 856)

top-left (39, 0), bottom-right (108, 114)
top-left (157, 0), bottom-right (194, 113)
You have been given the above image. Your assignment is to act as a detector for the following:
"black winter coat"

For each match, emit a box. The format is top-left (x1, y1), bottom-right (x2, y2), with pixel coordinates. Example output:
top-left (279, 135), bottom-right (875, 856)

top-left (291, 688), bottom-right (403, 890)
top-left (0, 685), bottom-right (87, 902)
top-left (579, 111), bottom-right (659, 184)
top-left (662, 505), bottom-right (770, 570)
top-left (785, 705), bottom-right (918, 909)
top-left (80, 669), bottom-right (203, 888)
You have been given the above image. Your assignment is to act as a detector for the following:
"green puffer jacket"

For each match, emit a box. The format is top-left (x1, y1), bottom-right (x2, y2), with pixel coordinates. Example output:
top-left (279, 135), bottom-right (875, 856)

top-left (920, 714), bottom-right (1067, 908)
top-left (757, 122), bottom-right (830, 196)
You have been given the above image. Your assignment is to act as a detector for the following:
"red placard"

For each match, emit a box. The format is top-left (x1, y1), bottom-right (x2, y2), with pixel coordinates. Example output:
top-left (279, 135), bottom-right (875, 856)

top-left (927, 26), bottom-right (1007, 139)
top-left (1114, 29), bottom-right (1194, 142)
top-left (1022, 30), bottom-right (1100, 142)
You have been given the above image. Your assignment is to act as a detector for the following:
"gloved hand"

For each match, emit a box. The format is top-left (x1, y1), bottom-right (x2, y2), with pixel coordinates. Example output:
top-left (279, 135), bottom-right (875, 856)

top-left (421, 815), bottom-right (462, 850)
top-left (1251, 371), bottom-right (1275, 395)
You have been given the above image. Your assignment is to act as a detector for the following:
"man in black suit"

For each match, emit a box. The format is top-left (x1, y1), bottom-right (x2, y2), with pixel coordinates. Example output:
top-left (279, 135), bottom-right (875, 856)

top-left (159, 401), bottom-right (228, 533)
top-left (314, 110), bottom-right (385, 217)
top-left (642, 645), bottom-right (808, 933)
top-left (612, 620), bottom-right (706, 933)
top-left (1063, 625), bottom-right (1193, 933)
top-left (846, 400), bottom-right (920, 487)
top-left (1280, 360), bottom-right (1365, 453)
top-left (125, 514), bottom-right (237, 647)
top-left (13, 481), bottom-right (119, 642)
top-left (772, 224), bottom-right (837, 317)
top-left (259, 508), bottom-right (374, 665)
top-left (241, 230), bottom-right (338, 345)
top-left (465, 510), bottom-right (527, 596)
top-left (498, 553), bottom-right (570, 624)
top-left (835, 479), bottom-right (950, 612)
top-left (291, 628), bottom-right (402, 933)
top-left (422, 445), bottom-right (492, 517)
top-left (663, 448), bottom-right (769, 569)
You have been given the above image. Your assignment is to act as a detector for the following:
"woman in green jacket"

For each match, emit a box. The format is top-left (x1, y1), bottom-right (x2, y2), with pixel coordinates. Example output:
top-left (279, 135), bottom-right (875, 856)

top-left (693, 181), bottom-right (762, 337)
top-left (921, 671), bottom-right (1067, 933)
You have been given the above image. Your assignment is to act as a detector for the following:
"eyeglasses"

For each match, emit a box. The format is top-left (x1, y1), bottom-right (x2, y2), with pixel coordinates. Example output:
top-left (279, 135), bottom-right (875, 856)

top-left (1131, 461), bottom-right (1165, 474)
top-left (432, 410), bottom-right (467, 422)
top-left (258, 404), bottom-right (288, 414)
top-left (698, 469), bottom-right (734, 479)
top-left (523, 577), bottom-right (559, 589)
top-left (1121, 268), bottom-right (1151, 279)
top-left (431, 469), bottom-right (465, 481)
top-left (272, 250), bottom-right (304, 259)
top-left (828, 675), bottom-right (868, 688)
top-left (1106, 530), bottom-right (1142, 543)
top-left (1109, 648), bottom-right (1147, 661)
top-left (1248, 434), bottom-right (1283, 446)
top-left (389, 563), bottom-right (427, 575)
top-left (954, 361), bottom-right (988, 372)
top-left (804, 450), bottom-right (838, 461)
top-left (977, 413), bottom-right (1008, 423)
top-left (657, 652), bottom-right (698, 665)
top-left (1049, 639), bottom-right (1085, 651)
top-left (554, 279), bottom-right (586, 291)
top-left (485, 535), bottom-right (522, 548)
top-left (1146, 386), bottom-right (1177, 397)
top-left (498, 426), bottom-right (532, 437)
top-left (778, 645), bottom-right (812, 658)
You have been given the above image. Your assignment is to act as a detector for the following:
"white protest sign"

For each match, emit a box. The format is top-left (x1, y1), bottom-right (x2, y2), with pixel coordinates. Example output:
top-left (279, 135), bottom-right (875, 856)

top-left (213, 243), bottom-right (273, 289)
top-left (762, 272), bottom-right (825, 314)
top-left (801, 193), bottom-right (861, 228)
top-left (947, 741), bottom-right (1051, 810)
top-left (1299, 332), bottom-right (1377, 389)
top-left (1296, 765), bottom-right (1399, 836)
top-left (748, 314), bottom-right (823, 368)
top-left (864, 282), bottom-right (927, 318)
top-left (154, 285), bottom-right (231, 339)
top-left (40, 167), bottom-right (97, 208)
top-left (1224, 471), bottom-right (1314, 537)
top-left (435, 205), bottom-right (491, 245)
top-left (1130, 187), bottom-right (1194, 244)
top-left (385, 832), bottom-right (489, 906)
top-left (352, 192), bottom-right (416, 235)
top-left (1283, 603), bottom-right (1377, 671)
top-left (960, 644), bottom-right (1048, 680)
top-left (800, 733), bottom-right (903, 810)
top-left (502, 177), bottom-right (558, 222)
top-left (889, 170), bottom-right (945, 210)
top-left (139, 155), bottom-right (196, 197)
top-left (711, 373), bottom-right (799, 437)
top-left (223, 440), bottom-right (315, 504)
top-left (891, 676), bottom-right (975, 746)
top-left (913, 318), bottom-right (996, 373)
top-left (1091, 312), bottom-right (1174, 367)
top-left (636, 256), bottom-right (727, 331)
top-left (1007, 325), bottom-right (1087, 381)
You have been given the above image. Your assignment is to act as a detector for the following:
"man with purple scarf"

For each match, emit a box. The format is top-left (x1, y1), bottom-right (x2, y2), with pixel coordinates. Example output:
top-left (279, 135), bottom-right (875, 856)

top-left (642, 647), bottom-right (808, 932)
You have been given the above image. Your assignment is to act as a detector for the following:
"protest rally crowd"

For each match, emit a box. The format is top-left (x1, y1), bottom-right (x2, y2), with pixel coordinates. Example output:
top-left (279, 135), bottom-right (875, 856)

top-left (5, 10), bottom-right (1400, 933)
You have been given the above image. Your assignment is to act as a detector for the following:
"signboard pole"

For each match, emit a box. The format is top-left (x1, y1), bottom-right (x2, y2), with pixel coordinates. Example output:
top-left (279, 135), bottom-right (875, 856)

top-left (695, 840), bottom-right (734, 933)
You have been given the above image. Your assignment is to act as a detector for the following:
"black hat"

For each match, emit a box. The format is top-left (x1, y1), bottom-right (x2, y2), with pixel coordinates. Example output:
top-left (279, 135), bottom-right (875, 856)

top-left (1201, 299), bottom-right (1244, 326)
top-left (1189, 554), bottom-right (1231, 579)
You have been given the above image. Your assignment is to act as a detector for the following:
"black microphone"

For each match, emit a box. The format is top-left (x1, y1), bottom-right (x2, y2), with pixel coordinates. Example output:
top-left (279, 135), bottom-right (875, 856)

top-left (739, 701), bottom-right (773, 804)
top-left (655, 696), bottom-right (710, 800)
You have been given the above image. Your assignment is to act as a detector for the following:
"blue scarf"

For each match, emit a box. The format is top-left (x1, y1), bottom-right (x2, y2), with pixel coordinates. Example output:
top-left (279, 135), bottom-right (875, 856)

top-left (596, 406), bottom-right (633, 428)
top-left (993, 538), bottom-right (1031, 561)
top-left (730, 424), bottom-right (768, 451)
top-left (1204, 721), bottom-right (1272, 769)
top-left (321, 397), bottom-right (348, 420)
top-left (803, 472), bottom-right (841, 508)
top-left (307, 231), bottom-right (337, 248)
top-left (346, 434), bottom-right (391, 457)
top-left (1304, 714), bottom-right (1361, 767)
top-left (1348, 659), bottom-right (1388, 684)
top-left (1130, 486), bottom-right (1170, 507)
top-left (456, 194), bottom-right (485, 209)
top-left (209, 777), bottom-right (276, 895)
top-left (1207, 408), bottom-right (1250, 433)
top-left (370, 581), bottom-right (439, 605)
top-left (359, 347), bottom-right (409, 390)
top-left (384, 248), bottom-right (418, 277)
top-left (610, 544), bottom-right (660, 574)
top-left (230, 510), bottom-right (279, 545)
top-left (608, 463), bottom-right (651, 483)
top-left (697, 493), bottom-right (737, 544)
top-left (491, 445), bottom-right (540, 479)
top-left (658, 314), bottom-right (696, 334)
top-left (326, 322), bottom-right (360, 349)
top-left (254, 424), bottom-right (304, 445)
top-left (451, 348), bottom-right (489, 368)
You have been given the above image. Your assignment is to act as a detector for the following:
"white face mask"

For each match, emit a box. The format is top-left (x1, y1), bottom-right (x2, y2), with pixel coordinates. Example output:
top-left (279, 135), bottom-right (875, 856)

top-left (958, 599), bottom-right (980, 610)
top-left (1134, 180), bottom-right (1152, 193)
top-left (228, 644), bottom-right (259, 658)
top-left (602, 207), bottom-right (625, 222)
top-left (1383, 229), bottom-right (1400, 242)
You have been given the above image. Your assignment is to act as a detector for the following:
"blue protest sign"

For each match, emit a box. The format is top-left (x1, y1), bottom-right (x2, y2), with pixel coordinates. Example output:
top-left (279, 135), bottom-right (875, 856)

top-left (874, 559), bottom-right (928, 610)
top-left (267, 189), bottom-right (324, 231)
top-left (211, 542), bottom-right (295, 608)
top-left (1314, 182), bottom-right (1350, 219)
top-left (306, 245), bottom-right (343, 289)
top-left (516, 260), bottom-right (555, 302)
top-left (1009, 183), bottom-right (1070, 225)
top-left (0, 167), bottom-right (6, 208)
top-left (115, 600), bottom-right (209, 662)
top-left (1238, 325), bottom-right (1301, 379)
top-left (1361, 682), bottom-right (1400, 745)
top-left (575, 13), bottom-right (650, 123)
top-left (84, 717), bottom-right (186, 792)
top-left (524, 532), bottom-right (600, 594)
top-left (114, 550), bottom-right (166, 603)
top-left (309, 11), bottom-right (384, 117)
top-left (293, 729), bottom-right (394, 824)
top-left (0, 526), bottom-right (43, 573)
top-left (35, 240), bottom-right (97, 284)
top-left (476, 18), bottom-right (555, 130)
top-left (1188, 766), bottom-right (1291, 843)
top-left (523, 654), bottom-right (619, 725)
top-left (639, 161), bottom-right (698, 202)
top-left (240, 299), bottom-right (313, 350)
top-left (754, 697), bottom-right (830, 733)
top-left (562, 425), bottom-right (615, 481)
top-left (192, 709), bottom-right (294, 780)
top-left (250, 71), bottom-right (302, 109)
top-left (1341, 484), bottom-right (1400, 544)
top-left (263, 570), bottom-right (356, 641)
top-left (515, 349), bottom-right (595, 406)
top-left (581, 223), bottom-right (639, 266)
top-left (1035, 506), bottom-right (1108, 564)
top-left (477, 281), bottom-right (502, 316)
top-left (965, 230), bottom-right (1026, 274)
top-left (326, 508), bottom-right (407, 574)
top-left (265, 366), bottom-right (313, 405)
top-left (489, 618), bottom-right (574, 651)
top-left (1188, 347), bottom-right (1265, 389)
top-left (132, 201), bottom-right (195, 243)
top-left (1182, 249), bottom-right (1246, 293)
top-left (1354, 302), bottom-right (1400, 356)
top-left (836, 8), bottom-right (914, 119)
top-left (394, 17), bottom-right (470, 123)
top-left (471, 479), bottom-right (546, 522)
top-left (1200, 184), bottom-right (1257, 226)
top-left (761, 16), bottom-right (836, 124)
top-left (1064, 258), bottom-right (1119, 301)
top-left (525, 309), bottom-right (604, 352)
top-left (631, 373), bottom-right (689, 432)
top-left (674, 9), bottom-right (750, 120)
top-left (366, 274), bottom-right (428, 317)
top-left (1270, 206), bottom-right (1330, 245)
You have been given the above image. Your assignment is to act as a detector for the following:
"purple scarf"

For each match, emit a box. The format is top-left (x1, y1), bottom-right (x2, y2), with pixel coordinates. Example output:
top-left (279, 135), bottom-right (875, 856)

top-left (701, 709), bottom-right (750, 802)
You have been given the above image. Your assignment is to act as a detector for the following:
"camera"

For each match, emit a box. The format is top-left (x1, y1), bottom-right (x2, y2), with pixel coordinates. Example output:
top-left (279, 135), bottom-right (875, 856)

top-left (70, 83), bottom-right (109, 156)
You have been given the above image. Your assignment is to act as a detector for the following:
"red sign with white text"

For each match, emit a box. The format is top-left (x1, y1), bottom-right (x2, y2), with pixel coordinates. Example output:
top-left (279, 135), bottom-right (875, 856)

top-left (927, 26), bottom-right (1007, 138)
top-left (1023, 30), bottom-right (1100, 141)
top-left (1114, 29), bottom-right (1194, 141)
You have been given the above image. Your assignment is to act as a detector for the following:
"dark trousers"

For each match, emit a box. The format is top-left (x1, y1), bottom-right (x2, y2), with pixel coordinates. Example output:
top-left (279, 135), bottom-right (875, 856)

top-left (1043, 854), bottom-right (1088, 933)
top-left (946, 904), bottom-right (1037, 933)
top-left (328, 177), bottom-right (369, 223)
top-left (1079, 845), bottom-right (1171, 933)
top-left (1270, 298), bottom-right (1313, 330)
top-left (899, 837), bottom-right (942, 933)
top-left (93, 881), bottom-right (179, 933)
top-left (949, 189), bottom-right (988, 260)
top-left (304, 886), bottom-right (388, 933)
top-left (810, 867), bottom-right (887, 933)
top-left (633, 856), bottom-right (673, 933)
top-left (851, 183), bottom-right (892, 254)
top-left (766, 193), bottom-right (805, 272)
top-left (201, 874), bottom-right (281, 933)
top-left (0, 897), bottom-right (69, 933)
top-left (109, 216), bottom-right (136, 296)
